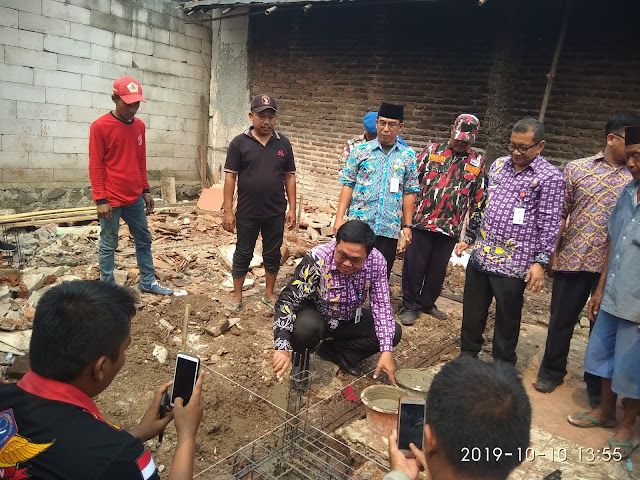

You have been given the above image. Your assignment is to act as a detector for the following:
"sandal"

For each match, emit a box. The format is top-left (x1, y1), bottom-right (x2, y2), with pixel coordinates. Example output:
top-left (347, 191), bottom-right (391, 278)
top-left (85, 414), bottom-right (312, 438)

top-left (606, 437), bottom-right (639, 459)
top-left (225, 300), bottom-right (242, 312)
top-left (261, 298), bottom-right (276, 311)
top-left (567, 411), bottom-right (616, 428)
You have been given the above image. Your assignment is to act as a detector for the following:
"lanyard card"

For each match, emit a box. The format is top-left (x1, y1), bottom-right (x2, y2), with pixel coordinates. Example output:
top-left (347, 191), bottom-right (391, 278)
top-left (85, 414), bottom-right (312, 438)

top-left (390, 176), bottom-right (400, 193)
top-left (512, 207), bottom-right (525, 225)
top-left (355, 307), bottom-right (362, 324)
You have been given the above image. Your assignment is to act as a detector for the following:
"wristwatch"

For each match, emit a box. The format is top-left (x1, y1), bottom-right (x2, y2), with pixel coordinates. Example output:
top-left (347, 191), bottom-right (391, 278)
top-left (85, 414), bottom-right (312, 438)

top-left (402, 225), bottom-right (412, 229)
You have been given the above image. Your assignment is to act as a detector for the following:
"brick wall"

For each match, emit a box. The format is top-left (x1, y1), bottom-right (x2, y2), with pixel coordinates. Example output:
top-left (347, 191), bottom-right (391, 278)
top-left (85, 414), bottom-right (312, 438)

top-left (249, 0), bottom-right (640, 206)
top-left (0, 0), bottom-right (212, 190)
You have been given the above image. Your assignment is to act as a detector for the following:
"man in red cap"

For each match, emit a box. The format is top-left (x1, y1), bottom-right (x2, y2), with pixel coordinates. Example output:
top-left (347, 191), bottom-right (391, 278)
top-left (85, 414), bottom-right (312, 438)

top-left (88, 77), bottom-right (173, 295)
top-left (399, 115), bottom-right (485, 325)
top-left (222, 94), bottom-right (297, 312)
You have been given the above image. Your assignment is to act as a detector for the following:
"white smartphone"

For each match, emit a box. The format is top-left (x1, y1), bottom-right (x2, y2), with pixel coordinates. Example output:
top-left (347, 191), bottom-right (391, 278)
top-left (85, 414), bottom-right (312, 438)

top-left (170, 352), bottom-right (200, 407)
top-left (397, 396), bottom-right (426, 456)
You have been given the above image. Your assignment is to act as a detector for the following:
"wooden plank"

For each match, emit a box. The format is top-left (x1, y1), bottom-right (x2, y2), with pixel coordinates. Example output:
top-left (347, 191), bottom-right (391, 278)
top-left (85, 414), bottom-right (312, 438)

top-left (198, 94), bottom-right (211, 189)
top-left (0, 206), bottom-right (95, 221)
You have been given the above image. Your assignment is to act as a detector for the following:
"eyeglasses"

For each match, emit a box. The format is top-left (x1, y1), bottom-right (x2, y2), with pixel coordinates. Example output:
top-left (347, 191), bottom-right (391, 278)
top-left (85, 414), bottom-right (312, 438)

top-left (612, 133), bottom-right (626, 140)
top-left (335, 249), bottom-right (366, 266)
top-left (377, 120), bottom-right (401, 129)
top-left (626, 151), bottom-right (640, 161)
top-left (506, 142), bottom-right (539, 154)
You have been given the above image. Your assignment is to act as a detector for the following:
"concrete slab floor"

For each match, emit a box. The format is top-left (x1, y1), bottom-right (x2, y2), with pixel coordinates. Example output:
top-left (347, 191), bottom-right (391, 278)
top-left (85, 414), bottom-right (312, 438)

top-left (337, 297), bottom-right (639, 479)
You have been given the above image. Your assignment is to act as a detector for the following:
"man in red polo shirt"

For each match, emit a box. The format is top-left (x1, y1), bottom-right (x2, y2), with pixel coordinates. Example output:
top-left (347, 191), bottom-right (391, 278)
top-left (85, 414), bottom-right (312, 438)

top-left (89, 77), bottom-right (172, 295)
top-left (0, 281), bottom-right (204, 479)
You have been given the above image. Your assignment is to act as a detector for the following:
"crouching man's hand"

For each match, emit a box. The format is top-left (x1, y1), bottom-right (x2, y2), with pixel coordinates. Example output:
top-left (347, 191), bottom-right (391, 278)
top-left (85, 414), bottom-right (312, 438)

top-left (374, 351), bottom-right (397, 386)
top-left (272, 350), bottom-right (291, 379)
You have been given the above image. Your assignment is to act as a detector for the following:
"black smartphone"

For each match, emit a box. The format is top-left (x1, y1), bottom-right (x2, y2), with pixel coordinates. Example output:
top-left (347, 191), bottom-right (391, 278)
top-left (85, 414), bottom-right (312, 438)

top-left (170, 352), bottom-right (200, 407)
top-left (397, 397), bottom-right (426, 456)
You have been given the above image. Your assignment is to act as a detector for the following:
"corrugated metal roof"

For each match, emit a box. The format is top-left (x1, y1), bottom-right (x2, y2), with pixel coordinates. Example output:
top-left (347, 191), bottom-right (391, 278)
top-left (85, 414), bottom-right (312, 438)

top-left (180, 0), bottom-right (359, 14)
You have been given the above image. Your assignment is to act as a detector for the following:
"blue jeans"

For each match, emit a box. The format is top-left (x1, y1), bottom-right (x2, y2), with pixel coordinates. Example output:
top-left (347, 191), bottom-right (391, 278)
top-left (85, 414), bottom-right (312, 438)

top-left (99, 195), bottom-right (155, 285)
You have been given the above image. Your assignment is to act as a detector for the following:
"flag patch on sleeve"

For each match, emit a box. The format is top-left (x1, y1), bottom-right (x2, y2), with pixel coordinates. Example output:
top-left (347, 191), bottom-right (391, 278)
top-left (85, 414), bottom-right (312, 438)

top-left (136, 450), bottom-right (157, 480)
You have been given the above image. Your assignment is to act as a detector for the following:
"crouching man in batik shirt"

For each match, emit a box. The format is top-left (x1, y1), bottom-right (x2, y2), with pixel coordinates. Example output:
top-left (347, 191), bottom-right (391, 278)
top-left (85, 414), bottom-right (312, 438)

top-left (272, 220), bottom-right (402, 388)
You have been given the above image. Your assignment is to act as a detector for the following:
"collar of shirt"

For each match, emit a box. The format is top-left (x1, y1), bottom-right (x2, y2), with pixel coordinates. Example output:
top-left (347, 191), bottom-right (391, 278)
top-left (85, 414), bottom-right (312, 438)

top-left (371, 137), bottom-right (401, 155)
top-left (626, 180), bottom-right (640, 207)
top-left (18, 370), bottom-right (106, 421)
top-left (587, 151), bottom-right (628, 170)
top-left (508, 153), bottom-right (545, 174)
top-left (243, 126), bottom-right (281, 141)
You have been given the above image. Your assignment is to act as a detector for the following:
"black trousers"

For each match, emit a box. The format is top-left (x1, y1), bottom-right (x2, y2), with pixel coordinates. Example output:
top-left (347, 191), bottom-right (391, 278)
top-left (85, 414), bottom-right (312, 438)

top-left (374, 236), bottom-right (398, 278)
top-left (402, 229), bottom-right (457, 312)
top-left (538, 271), bottom-right (601, 397)
top-left (232, 214), bottom-right (285, 278)
top-left (290, 307), bottom-right (402, 365)
top-left (460, 264), bottom-right (526, 365)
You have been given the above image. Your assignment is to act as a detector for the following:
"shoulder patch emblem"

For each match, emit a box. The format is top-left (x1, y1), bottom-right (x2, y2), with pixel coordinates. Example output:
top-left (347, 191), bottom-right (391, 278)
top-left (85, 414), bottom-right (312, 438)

top-left (0, 408), bottom-right (54, 479)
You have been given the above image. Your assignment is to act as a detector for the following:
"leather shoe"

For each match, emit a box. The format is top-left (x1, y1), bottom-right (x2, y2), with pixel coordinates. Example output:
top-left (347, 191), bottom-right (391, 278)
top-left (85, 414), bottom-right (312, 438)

top-left (534, 377), bottom-right (563, 393)
top-left (424, 305), bottom-right (448, 320)
top-left (398, 310), bottom-right (417, 326)
top-left (316, 342), bottom-right (362, 377)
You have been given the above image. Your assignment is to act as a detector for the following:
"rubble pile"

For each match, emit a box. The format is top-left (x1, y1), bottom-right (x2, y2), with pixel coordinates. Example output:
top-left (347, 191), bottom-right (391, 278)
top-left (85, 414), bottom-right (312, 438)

top-left (0, 204), bottom-right (329, 378)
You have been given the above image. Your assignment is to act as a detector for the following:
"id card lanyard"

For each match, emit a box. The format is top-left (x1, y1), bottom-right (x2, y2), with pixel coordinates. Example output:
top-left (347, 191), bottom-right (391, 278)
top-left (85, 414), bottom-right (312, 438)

top-left (353, 281), bottom-right (366, 324)
top-left (390, 164), bottom-right (400, 193)
top-left (513, 190), bottom-right (526, 225)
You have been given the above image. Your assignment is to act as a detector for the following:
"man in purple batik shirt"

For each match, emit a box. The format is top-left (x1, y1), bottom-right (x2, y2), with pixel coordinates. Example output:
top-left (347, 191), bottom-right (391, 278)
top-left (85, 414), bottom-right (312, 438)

top-left (455, 118), bottom-right (565, 365)
top-left (272, 220), bottom-right (401, 388)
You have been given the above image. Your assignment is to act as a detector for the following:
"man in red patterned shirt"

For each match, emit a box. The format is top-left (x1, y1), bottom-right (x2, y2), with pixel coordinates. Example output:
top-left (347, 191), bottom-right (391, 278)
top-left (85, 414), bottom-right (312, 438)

top-left (399, 115), bottom-right (485, 325)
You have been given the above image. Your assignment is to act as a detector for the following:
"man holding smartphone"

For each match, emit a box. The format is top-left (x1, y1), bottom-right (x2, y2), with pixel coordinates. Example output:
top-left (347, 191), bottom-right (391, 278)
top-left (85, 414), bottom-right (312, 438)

top-left (0, 281), bottom-right (204, 479)
top-left (384, 357), bottom-right (531, 480)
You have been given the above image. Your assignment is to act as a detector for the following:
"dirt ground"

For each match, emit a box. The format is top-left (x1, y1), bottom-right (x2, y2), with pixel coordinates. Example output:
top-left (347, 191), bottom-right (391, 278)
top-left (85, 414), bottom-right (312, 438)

top-left (3, 206), bottom-right (608, 479)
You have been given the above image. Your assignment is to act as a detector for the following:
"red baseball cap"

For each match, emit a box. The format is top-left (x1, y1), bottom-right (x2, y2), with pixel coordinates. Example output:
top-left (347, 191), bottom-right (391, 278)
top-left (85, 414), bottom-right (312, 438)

top-left (112, 77), bottom-right (145, 104)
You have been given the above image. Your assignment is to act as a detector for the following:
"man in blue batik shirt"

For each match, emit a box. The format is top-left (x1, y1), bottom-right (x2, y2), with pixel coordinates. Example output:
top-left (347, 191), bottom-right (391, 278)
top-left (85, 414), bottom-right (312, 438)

top-left (333, 102), bottom-right (419, 275)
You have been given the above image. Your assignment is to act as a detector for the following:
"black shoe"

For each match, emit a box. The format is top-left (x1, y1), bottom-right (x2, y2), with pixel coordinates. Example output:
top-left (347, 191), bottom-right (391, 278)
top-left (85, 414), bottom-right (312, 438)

top-left (534, 377), bottom-right (563, 393)
top-left (316, 342), bottom-right (362, 377)
top-left (424, 305), bottom-right (448, 320)
top-left (398, 310), bottom-right (418, 326)
top-left (0, 240), bottom-right (17, 252)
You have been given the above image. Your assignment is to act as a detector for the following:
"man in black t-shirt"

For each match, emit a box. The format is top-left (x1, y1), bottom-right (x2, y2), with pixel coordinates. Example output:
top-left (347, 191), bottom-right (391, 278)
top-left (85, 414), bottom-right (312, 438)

top-left (222, 94), bottom-right (297, 313)
top-left (0, 281), bottom-right (204, 480)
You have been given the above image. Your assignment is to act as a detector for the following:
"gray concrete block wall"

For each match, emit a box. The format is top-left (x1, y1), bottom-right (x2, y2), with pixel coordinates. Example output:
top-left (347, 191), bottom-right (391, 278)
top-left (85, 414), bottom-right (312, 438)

top-left (0, 0), bottom-right (212, 190)
top-left (208, 8), bottom-right (251, 181)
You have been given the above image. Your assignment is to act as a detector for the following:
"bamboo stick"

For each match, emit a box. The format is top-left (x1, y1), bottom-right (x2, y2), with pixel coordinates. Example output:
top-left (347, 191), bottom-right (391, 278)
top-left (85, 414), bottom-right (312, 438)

top-left (182, 304), bottom-right (191, 351)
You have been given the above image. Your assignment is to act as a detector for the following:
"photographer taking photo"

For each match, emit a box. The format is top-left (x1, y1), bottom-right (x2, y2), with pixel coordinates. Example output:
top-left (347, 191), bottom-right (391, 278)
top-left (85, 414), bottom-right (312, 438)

top-left (0, 280), bottom-right (203, 480)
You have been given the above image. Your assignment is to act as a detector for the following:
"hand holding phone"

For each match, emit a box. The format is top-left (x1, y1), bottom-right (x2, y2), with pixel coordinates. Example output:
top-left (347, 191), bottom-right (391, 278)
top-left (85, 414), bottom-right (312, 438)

top-left (158, 389), bottom-right (169, 443)
top-left (173, 369), bottom-right (205, 442)
top-left (171, 352), bottom-right (200, 407)
top-left (397, 397), bottom-right (426, 457)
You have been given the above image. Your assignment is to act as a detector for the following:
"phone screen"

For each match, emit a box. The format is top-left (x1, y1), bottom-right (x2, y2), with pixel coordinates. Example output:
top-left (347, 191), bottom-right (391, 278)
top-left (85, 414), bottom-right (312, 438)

top-left (398, 402), bottom-right (425, 450)
top-left (171, 356), bottom-right (199, 406)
